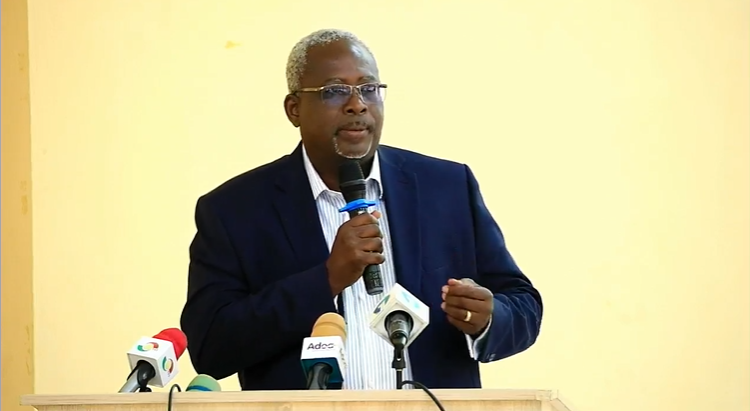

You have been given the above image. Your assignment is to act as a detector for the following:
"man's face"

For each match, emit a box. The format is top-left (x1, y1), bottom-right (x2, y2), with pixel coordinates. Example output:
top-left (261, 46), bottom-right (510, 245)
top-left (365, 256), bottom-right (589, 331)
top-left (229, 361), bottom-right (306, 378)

top-left (284, 40), bottom-right (385, 167)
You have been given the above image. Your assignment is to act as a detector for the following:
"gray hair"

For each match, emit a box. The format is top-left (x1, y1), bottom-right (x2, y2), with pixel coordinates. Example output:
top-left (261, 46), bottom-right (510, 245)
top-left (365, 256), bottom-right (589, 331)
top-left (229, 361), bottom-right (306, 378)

top-left (285, 29), bottom-right (376, 93)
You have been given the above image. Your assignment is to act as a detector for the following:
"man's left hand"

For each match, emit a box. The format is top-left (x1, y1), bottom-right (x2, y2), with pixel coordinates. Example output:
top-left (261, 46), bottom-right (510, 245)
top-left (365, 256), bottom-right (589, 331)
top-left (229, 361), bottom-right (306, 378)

top-left (441, 278), bottom-right (494, 337)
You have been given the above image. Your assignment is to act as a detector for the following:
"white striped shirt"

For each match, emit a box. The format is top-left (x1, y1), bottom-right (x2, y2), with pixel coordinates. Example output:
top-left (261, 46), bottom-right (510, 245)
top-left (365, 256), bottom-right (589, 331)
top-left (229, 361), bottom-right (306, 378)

top-left (301, 145), bottom-right (484, 390)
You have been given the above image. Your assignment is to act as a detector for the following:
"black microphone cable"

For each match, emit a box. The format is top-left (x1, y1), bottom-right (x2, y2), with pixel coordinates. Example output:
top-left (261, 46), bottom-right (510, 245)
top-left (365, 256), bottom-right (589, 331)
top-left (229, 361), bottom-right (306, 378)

top-left (398, 380), bottom-right (446, 411)
top-left (390, 339), bottom-right (443, 410)
top-left (167, 383), bottom-right (182, 411)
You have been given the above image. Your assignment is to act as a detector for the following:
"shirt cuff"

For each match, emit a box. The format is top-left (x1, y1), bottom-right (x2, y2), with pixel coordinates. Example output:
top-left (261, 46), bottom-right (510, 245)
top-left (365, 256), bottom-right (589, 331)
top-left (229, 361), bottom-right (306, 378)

top-left (465, 316), bottom-right (492, 360)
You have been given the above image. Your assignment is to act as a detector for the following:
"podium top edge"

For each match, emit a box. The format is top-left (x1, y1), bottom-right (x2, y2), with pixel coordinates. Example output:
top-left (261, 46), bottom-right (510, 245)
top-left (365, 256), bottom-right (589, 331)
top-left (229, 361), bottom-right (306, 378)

top-left (21, 388), bottom-right (560, 406)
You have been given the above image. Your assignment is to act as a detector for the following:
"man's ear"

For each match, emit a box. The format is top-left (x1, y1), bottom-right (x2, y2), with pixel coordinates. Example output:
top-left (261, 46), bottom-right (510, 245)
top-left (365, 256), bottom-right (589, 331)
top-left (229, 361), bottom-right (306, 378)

top-left (284, 94), bottom-right (301, 128)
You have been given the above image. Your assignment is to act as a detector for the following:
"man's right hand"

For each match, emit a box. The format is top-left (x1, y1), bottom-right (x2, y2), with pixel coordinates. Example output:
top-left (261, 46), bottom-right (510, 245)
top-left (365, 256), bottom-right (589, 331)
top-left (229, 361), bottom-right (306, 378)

top-left (326, 211), bottom-right (385, 295)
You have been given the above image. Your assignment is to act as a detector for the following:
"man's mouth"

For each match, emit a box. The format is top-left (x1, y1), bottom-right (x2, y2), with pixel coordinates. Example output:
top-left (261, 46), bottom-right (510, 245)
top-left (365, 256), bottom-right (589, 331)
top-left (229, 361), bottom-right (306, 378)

top-left (339, 124), bottom-right (369, 132)
top-left (337, 124), bottom-right (370, 140)
top-left (338, 129), bottom-right (369, 139)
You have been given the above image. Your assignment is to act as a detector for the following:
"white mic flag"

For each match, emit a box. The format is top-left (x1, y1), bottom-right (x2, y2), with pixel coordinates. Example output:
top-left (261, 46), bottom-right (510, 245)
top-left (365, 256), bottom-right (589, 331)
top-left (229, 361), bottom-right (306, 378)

top-left (369, 283), bottom-right (430, 348)
top-left (300, 335), bottom-right (347, 384)
top-left (125, 336), bottom-right (180, 388)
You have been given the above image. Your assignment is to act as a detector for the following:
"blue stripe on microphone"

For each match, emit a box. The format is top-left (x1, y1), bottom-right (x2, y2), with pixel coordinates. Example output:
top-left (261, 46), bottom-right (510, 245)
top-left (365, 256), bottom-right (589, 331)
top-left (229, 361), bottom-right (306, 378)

top-left (186, 385), bottom-right (212, 391)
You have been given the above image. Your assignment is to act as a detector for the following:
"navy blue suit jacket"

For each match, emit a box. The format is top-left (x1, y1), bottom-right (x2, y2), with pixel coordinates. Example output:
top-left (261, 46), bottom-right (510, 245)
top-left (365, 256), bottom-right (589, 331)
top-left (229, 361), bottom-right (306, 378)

top-left (180, 143), bottom-right (543, 390)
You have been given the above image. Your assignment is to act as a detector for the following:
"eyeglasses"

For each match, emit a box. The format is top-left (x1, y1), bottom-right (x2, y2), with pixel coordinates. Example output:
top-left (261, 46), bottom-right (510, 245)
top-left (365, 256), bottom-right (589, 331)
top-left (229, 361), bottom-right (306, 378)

top-left (295, 83), bottom-right (387, 106)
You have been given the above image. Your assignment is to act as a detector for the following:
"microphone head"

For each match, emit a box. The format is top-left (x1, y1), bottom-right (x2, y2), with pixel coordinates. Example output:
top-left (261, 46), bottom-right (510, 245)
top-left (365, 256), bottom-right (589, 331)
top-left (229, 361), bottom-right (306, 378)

top-left (153, 328), bottom-right (188, 359)
top-left (185, 374), bottom-right (221, 392)
top-left (369, 283), bottom-right (430, 349)
top-left (125, 328), bottom-right (185, 388)
top-left (300, 312), bottom-right (348, 386)
top-left (338, 160), bottom-right (366, 203)
top-left (310, 312), bottom-right (347, 342)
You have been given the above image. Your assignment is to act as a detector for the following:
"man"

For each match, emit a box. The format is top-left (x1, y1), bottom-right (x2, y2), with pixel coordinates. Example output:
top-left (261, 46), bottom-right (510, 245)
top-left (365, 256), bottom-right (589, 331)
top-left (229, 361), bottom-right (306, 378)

top-left (180, 28), bottom-right (543, 391)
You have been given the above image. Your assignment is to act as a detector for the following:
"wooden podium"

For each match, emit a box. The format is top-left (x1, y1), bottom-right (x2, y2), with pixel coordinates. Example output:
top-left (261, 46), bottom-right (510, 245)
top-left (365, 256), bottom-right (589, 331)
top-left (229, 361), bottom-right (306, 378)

top-left (21, 389), bottom-right (577, 411)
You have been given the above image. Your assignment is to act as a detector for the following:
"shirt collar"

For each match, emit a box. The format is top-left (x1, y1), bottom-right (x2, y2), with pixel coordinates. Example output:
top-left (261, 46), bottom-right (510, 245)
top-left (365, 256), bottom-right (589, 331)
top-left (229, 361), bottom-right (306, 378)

top-left (301, 144), bottom-right (383, 200)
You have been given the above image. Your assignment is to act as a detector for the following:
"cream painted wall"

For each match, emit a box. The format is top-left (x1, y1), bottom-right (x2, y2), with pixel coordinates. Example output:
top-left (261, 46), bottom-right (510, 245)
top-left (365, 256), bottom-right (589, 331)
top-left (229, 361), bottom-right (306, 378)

top-left (24, 1), bottom-right (748, 410)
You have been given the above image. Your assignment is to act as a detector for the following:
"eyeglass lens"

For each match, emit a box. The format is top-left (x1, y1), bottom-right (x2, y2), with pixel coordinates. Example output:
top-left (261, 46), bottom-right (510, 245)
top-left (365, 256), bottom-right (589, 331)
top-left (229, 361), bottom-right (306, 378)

top-left (320, 84), bottom-right (385, 106)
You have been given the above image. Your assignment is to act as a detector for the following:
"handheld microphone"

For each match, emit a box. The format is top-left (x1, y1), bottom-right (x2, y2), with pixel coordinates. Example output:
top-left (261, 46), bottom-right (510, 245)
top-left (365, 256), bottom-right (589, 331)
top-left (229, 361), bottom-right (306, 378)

top-left (338, 159), bottom-right (384, 296)
top-left (185, 374), bottom-right (222, 392)
top-left (118, 328), bottom-right (187, 393)
top-left (300, 312), bottom-right (348, 390)
top-left (369, 283), bottom-right (430, 350)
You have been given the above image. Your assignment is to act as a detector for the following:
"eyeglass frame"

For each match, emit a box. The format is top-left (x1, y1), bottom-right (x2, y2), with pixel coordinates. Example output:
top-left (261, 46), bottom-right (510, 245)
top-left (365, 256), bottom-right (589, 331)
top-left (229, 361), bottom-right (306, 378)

top-left (292, 82), bottom-right (388, 106)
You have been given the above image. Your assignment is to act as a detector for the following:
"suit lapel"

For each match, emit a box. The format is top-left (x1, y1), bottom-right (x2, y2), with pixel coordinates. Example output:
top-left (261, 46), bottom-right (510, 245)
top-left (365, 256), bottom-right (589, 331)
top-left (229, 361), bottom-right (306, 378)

top-left (379, 147), bottom-right (423, 296)
top-left (272, 144), bottom-right (331, 269)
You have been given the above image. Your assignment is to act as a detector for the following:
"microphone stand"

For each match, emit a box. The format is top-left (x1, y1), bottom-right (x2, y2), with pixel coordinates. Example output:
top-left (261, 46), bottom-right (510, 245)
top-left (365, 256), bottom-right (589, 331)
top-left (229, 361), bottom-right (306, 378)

top-left (119, 360), bottom-right (155, 393)
top-left (392, 346), bottom-right (406, 389)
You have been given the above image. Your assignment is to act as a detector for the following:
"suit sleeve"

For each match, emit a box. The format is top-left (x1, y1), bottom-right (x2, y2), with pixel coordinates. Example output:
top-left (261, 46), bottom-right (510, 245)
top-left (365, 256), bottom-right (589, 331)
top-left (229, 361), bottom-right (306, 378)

top-left (463, 165), bottom-right (544, 363)
top-left (179, 196), bottom-right (337, 380)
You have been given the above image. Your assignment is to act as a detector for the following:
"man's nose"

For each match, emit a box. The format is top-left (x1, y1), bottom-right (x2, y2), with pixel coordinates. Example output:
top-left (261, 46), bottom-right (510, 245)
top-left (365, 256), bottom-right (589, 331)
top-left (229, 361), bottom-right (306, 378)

top-left (343, 91), bottom-right (368, 115)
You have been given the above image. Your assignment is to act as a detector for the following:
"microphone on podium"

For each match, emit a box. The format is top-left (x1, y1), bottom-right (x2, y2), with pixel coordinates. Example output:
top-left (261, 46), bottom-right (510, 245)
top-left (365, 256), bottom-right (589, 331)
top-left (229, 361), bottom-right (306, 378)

top-left (118, 328), bottom-right (187, 393)
top-left (167, 375), bottom-right (221, 411)
top-left (369, 283), bottom-right (430, 349)
top-left (185, 374), bottom-right (222, 392)
top-left (369, 283), bottom-right (430, 388)
top-left (166, 375), bottom-right (221, 411)
top-left (300, 312), bottom-right (348, 390)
